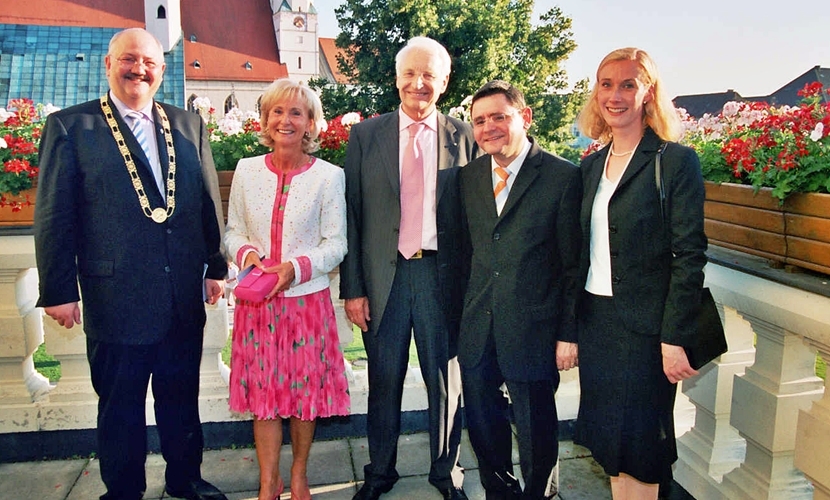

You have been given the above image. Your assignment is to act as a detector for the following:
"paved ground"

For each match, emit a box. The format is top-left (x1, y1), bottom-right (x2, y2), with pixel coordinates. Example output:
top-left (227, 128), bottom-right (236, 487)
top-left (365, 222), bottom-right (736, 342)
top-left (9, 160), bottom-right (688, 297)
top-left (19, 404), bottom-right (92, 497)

top-left (0, 430), bottom-right (628, 500)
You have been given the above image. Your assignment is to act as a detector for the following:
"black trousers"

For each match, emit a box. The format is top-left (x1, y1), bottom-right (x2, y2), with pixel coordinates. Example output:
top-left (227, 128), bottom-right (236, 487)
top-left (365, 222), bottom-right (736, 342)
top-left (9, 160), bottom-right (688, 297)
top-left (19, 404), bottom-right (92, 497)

top-left (87, 325), bottom-right (204, 499)
top-left (362, 253), bottom-right (465, 490)
top-left (462, 335), bottom-right (559, 500)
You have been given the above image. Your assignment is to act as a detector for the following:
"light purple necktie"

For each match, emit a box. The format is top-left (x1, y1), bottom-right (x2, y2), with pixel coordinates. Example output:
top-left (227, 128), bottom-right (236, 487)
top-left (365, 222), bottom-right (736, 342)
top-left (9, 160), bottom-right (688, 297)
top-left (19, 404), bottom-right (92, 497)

top-left (398, 122), bottom-right (426, 259)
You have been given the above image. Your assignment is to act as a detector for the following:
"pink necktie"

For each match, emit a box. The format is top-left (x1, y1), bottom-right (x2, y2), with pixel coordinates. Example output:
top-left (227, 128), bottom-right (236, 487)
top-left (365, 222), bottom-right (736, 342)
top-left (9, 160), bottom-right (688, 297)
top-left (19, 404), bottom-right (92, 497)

top-left (399, 122), bottom-right (426, 259)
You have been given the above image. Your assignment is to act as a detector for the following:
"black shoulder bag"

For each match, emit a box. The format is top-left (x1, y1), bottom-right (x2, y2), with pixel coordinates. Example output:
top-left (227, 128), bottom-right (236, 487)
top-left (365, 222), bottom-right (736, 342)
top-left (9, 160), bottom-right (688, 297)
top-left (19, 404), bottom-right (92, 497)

top-left (656, 144), bottom-right (727, 370)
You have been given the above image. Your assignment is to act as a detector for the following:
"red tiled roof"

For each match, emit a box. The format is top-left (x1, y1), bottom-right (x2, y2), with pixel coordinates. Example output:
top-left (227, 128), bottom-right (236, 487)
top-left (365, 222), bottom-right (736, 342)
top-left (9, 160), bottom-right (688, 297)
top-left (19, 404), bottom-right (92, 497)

top-left (1, 0), bottom-right (288, 82)
top-left (318, 37), bottom-right (349, 84)
top-left (181, 0), bottom-right (288, 82)
top-left (0, 0), bottom-right (142, 27)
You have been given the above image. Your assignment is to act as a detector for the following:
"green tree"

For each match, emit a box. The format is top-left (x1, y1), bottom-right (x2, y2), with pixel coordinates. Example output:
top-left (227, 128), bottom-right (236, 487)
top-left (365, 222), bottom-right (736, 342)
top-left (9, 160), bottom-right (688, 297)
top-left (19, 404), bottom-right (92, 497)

top-left (327, 0), bottom-right (587, 151)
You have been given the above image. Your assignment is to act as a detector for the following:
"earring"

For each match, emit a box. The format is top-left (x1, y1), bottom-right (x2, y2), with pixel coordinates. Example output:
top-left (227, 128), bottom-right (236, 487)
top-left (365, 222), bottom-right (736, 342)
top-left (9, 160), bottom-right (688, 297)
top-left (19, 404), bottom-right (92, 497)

top-left (303, 131), bottom-right (310, 139)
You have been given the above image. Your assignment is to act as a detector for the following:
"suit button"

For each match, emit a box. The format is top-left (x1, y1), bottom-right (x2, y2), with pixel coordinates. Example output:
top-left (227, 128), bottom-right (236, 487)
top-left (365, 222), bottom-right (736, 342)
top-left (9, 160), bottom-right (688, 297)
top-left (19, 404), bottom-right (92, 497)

top-left (610, 250), bottom-right (619, 258)
top-left (612, 275), bottom-right (621, 285)
top-left (609, 225), bottom-right (618, 234)
top-left (390, 260), bottom-right (396, 267)
top-left (493, 271), bottom-right (500, 278)
top-left (166, 228), bottom-right (173, 234)
top-left (493, 233), bottom-right (500, 241)
top-left (485, 309), bottom-right (492, 315)
top-left (164, 266), bottom-right (171, 273)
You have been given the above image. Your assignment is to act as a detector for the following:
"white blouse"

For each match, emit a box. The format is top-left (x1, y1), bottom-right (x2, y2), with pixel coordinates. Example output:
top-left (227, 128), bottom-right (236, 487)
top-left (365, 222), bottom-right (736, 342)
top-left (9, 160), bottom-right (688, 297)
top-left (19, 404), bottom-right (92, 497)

top-left (585, 150), bottom-right (634, 296)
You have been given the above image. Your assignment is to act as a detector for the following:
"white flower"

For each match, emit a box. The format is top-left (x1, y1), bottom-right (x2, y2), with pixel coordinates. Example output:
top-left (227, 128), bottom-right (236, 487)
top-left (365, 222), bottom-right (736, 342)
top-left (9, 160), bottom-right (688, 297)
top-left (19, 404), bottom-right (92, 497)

top-left (217, 115), bottom-right (244, 135)
top-left (810, 122), bottom-right (824, 142)
top-left (722, 101), bottom-right (740, 117)
top-left (192, 97), bottom-right (212, 112)
top-left (0, 137), bottom-right (7, 149)
top-left (41, 103), bottom-right (61, 116)
top-left (340, 112), bottom-right (361, 127)
top-left (244, 110), bottom-right (259, 122)
top-left (0, 108), bottom-right (13, 123)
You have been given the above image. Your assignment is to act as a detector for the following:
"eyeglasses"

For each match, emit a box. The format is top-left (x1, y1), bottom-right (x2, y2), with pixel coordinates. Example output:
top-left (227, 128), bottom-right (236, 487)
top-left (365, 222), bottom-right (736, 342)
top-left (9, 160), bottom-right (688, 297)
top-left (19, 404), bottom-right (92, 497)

top-left (116, 56), bottom-right (159, 71)
top-left (472, 111), bottom-right (516, 128)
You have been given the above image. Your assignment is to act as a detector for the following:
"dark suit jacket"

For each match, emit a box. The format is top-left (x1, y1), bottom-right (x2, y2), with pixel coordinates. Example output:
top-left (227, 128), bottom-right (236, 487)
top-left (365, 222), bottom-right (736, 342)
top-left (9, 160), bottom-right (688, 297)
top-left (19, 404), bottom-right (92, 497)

top-left (339, 111), bottom-right (478, 333)
top-left (34, 95), bottom-right (226, 345)
top-left (578, 127), bottom-right (707, 346)
top-left (459, 140), bottom-right (582, 381)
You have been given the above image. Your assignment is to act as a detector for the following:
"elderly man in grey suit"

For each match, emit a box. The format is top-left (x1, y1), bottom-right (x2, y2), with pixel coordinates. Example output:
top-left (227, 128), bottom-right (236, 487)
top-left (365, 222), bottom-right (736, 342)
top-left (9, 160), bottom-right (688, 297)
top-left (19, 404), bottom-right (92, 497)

top-left (340, 36), bottom-right (478, 500)
top-left (459, 80), bottom-right (581, 500)
top-left (35, 28), bottom-right (227, 500)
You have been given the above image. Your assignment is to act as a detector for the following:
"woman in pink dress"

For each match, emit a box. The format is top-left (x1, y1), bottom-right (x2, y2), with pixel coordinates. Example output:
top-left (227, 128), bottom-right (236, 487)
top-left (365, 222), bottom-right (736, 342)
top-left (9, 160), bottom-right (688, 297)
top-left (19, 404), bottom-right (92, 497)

top-left (225, 79), bottom-right (350, 500)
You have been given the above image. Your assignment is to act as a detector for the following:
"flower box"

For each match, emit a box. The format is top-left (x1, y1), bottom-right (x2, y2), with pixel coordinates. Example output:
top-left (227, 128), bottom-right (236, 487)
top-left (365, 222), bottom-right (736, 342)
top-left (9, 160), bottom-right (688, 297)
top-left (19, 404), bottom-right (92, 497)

top-left (0, 186), bottom-right (36, 227)
top-left (704, 181), bottom-right (830, 275)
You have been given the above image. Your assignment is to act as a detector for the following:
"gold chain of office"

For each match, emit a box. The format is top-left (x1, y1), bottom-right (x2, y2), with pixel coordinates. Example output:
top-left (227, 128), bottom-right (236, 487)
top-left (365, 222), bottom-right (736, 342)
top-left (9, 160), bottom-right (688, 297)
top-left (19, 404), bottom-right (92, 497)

top-left (99, 96), bottom-right (177, 223)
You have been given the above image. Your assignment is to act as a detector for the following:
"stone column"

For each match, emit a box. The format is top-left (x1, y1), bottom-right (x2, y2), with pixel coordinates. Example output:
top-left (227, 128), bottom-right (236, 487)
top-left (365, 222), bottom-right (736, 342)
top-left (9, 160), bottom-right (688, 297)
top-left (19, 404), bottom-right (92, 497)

top-left (795, 343), bottom-right (830, 500)
top-left (0, 236), bottom-right (47, 433)
top-left (196, 297), bottom-right (235, 422)
top-left (39, 306), bottom-right (99, 430)
top-left (675, 305), bottom-right (755, 498)
top-left (720, 317), bottom-right (823, 500)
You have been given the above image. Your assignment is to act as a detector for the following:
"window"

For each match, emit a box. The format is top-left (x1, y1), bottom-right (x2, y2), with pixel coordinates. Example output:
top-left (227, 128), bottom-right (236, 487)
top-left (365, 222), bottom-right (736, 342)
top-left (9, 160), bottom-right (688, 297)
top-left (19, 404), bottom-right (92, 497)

top-left (157, 6), bottom-right (166, 19)
top-left (187, 94), bottom-right (199, 113)
top-left (224, 94), bottom-right (238, 114)
top-left (298, 57), bottom-right (302, 70)
top-left (256, 95), bottom-right (262, 115)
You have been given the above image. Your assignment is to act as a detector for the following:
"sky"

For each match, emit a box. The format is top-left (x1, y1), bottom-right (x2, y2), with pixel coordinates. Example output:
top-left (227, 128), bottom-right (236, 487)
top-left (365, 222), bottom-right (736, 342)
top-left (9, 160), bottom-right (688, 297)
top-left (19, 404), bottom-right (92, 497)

top-left (310, 0), bottom-right (829, 99)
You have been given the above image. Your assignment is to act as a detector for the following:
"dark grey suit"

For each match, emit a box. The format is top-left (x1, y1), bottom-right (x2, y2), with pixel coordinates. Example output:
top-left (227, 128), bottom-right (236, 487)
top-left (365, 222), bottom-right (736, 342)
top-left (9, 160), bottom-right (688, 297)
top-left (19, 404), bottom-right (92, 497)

top-left (340, 111), bottom-right (477, 490)
top-left (459, 140), bottom-right (582, 499)
top-left (34, 94), bottom-right (225, 497)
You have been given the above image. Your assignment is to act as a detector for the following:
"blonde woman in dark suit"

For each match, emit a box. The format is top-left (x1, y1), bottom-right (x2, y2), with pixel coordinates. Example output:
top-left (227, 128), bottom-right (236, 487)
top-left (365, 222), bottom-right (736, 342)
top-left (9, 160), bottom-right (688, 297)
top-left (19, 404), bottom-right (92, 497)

top-left (574, 47), bottom-right (708, 500)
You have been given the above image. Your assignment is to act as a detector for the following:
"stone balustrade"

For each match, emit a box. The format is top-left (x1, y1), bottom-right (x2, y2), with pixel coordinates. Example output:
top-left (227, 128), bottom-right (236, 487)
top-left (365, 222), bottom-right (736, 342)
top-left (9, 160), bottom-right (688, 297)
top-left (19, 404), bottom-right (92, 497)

top-left (1, 235), bottom-right (828, 499)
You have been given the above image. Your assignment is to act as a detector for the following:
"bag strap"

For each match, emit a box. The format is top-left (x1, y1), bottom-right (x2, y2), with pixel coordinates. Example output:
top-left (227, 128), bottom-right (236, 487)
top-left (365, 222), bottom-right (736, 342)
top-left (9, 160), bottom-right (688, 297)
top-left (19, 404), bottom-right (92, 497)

top-left (655, 142), bottom-right (668, 224)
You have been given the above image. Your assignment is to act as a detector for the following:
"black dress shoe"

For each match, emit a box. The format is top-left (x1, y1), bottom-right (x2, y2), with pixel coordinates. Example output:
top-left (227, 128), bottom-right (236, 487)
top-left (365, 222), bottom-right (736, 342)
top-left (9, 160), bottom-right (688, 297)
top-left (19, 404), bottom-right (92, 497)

top-left (439, 487), bottom-right (469, 500)
top-left (165, 478), bottom-right (228, 500)
top-left (353, 482), bottom-right (394, 500)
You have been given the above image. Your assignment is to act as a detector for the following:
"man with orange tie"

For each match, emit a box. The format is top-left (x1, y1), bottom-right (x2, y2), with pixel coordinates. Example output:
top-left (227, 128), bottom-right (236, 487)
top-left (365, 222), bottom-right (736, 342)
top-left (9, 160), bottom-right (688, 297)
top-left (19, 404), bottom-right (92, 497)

top-left (340, 37), bottom-right (478, 500)
top-left (458, 80), bottom-right (582, 500)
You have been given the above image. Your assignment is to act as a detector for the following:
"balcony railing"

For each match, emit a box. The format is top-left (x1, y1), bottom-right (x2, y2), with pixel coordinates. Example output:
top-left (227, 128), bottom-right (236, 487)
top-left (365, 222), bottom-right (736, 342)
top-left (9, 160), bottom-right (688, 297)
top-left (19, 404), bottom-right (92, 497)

top-left (1, 235), bottom-right (828, 499)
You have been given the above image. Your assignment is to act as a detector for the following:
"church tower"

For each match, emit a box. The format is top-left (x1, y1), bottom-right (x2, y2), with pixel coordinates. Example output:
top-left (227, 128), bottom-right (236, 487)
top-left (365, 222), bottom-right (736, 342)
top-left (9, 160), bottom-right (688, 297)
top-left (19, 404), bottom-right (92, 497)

top-left (144, 0), bottom-right (182, 52)
top-left (271, 0), bottom-right (319, 82)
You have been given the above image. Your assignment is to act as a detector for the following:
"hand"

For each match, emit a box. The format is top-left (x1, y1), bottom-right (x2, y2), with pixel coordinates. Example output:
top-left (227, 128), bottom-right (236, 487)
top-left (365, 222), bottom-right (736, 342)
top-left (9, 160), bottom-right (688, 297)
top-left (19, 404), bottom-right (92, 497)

top-left (556, 341), bottom-right (578, 370)
top-left (243, 252), bottom-right (263, 270)
top-left (44, 302), bottom-right (81, 329)
top-left (345, 297), bottom-right (371, 332)
top-left (661, 342), bottom-right (699, 384)
top-left (262, 261), bottom-right (295, 299)
top-left (204, 279), bottom-right (224, 305)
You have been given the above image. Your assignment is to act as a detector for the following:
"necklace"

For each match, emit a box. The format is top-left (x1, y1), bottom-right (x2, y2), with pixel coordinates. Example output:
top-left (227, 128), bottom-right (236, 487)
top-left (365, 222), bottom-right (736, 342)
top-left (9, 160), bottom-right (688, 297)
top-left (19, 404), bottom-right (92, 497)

top-left (100, 96), bottom-right (176, 223)
top-left (609, 144), bottom-right (635, 157)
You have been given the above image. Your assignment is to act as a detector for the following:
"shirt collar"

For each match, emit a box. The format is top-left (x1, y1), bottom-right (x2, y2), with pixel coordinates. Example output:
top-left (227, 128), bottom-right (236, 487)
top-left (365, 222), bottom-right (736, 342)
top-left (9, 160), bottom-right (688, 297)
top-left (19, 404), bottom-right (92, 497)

top-left (109, 91), bottom-right (155, 122)
top-left (491, 137), bottom-right (532, 175)
top-left (398, 107), bottom-right (438, 133)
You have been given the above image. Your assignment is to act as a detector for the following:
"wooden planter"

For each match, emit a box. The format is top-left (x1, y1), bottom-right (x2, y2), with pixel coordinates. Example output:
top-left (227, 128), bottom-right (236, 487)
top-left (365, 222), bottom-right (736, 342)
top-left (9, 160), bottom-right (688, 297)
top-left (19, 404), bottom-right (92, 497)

top-left (217, 170), bottom-right (234, 224)
top-left (0, 187), bottom-right (37, 227)
top-left (704, 181), bottom-right (830, 275)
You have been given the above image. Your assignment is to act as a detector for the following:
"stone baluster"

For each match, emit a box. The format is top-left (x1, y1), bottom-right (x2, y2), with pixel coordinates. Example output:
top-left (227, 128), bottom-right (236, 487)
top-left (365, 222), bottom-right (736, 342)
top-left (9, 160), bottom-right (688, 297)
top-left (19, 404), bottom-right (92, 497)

top-left (675, 303), bottom-right (756, 498)
top-left (39, 304), bottom-right (99, 430)
top-left (196, 297), bottom-right (235, 422)
top-left (795, 342), bottom-right (830, 500)
top-left (720, 316), bottom-right (823, 499)
top-left (0, 237), bottom-right (48, 433)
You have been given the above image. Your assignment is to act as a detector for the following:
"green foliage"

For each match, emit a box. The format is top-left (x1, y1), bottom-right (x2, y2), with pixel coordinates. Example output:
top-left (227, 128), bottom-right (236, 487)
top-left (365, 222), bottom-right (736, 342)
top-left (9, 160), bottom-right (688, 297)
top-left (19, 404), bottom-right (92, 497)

top-left (210, 132), bottom-right (269, 171)
top-left (33, 343), bottom-right (61, 382)
top-left (331, 0), bottom-right (583, 136)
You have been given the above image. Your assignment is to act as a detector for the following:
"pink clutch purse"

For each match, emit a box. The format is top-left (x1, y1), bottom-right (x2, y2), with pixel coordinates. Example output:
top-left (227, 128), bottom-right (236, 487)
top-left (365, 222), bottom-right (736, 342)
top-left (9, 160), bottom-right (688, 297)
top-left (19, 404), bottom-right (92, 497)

top-left (234, 259), bottom-right (279, 303)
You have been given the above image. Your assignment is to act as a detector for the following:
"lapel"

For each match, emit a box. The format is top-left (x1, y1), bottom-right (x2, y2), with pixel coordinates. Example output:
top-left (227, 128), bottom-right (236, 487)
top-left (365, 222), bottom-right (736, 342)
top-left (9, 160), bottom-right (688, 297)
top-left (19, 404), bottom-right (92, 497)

top-left (375, 113), bottom-right (402, 197)
top-left (436, 113), bottom-right (459, 204)
top-left (151, 103), bottom-right (171, 187)
top-left (497, 139), bottom-right (542, 222)
top-left (615, 127), bottom-right (663, 192)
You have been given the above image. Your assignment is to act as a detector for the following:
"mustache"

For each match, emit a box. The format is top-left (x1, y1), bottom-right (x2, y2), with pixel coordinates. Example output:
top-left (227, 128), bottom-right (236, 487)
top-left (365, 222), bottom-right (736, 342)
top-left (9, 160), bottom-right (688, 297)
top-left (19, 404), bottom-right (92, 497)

top-left (126, 73), bottom-right (151, 81)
